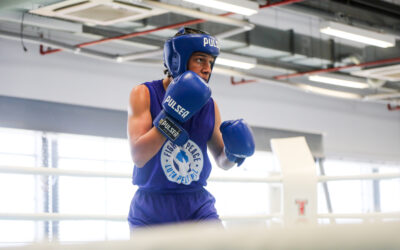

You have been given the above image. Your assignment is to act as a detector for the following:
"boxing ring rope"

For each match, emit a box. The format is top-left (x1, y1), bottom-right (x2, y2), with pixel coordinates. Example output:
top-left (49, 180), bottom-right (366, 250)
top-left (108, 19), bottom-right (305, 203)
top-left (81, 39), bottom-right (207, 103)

top-left (0, 164), bottom-right (399, 222)
top-left (0, 213), bottom-right (126, 221)
top-left (1, 165), bottom-right (400, 182)
top-left (0, 213), bottom-right (283, 221)
top-left (4, 222), bottom-right (400, 250)
top-left (319, 173), bottom-right (400, 181)
top-left (1, 212), bottom-right (399, 221)
top-left (319, 212), bottom-right (400, 219)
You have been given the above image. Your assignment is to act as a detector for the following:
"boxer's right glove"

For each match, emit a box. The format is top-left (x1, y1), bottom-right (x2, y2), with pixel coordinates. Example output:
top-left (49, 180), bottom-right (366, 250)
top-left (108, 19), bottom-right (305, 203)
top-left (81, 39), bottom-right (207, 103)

top-left (154, 71), bottom-right (211, 146)
top-left (220, 119), bottom-right (255, 166)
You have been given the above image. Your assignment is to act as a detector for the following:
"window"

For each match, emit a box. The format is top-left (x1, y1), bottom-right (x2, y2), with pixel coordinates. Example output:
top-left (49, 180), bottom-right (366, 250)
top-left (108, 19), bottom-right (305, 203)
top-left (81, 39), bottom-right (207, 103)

top-left (208, 151), bottom-right (277, 224)
top-left (1, 127), bottom-right (399, 244)
top-left (57, 133), bottom-right (133, 241)
top-left (0, 128), bottom-right (38, 244)
top-left (323, 159), bottom-right (374, 214)
top-left (379, 166), bottom-right (400, 213)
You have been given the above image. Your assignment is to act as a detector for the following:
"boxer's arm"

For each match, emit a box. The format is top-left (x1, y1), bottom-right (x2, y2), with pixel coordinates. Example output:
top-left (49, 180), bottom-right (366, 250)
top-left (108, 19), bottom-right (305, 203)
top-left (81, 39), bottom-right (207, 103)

top-left (128, 85), bottom-right (166, 168)
top-left (207, 101), bottom-right (235, 170)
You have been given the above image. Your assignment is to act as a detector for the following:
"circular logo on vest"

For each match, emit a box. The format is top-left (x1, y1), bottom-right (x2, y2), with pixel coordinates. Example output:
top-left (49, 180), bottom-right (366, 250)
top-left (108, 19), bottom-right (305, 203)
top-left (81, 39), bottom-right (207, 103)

top-left (160, 140), bottom-right (203, 185)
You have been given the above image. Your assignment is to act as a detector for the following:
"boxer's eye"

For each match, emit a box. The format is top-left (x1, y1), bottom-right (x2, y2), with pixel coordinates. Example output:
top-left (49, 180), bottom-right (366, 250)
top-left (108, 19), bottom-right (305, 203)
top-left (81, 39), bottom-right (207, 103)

top-left (195, 58), bottom-right (204, 63)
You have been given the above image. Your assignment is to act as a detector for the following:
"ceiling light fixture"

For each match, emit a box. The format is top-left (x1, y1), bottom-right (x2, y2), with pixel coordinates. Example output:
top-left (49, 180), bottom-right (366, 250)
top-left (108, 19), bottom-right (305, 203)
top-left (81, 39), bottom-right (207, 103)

top-left (215, 53), bottom-right (257, 69)
top-left (308, 75), bottom-right (368, 89)
top-left (320, 21), bottom-right (395, 48)
top-left (182, 0), bottom-right (259, 16)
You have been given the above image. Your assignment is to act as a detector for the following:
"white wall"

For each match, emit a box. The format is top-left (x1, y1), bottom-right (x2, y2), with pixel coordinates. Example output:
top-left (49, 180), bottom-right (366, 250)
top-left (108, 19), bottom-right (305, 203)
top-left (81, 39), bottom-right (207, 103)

top-left (1, 38), bottom-right (400, 162)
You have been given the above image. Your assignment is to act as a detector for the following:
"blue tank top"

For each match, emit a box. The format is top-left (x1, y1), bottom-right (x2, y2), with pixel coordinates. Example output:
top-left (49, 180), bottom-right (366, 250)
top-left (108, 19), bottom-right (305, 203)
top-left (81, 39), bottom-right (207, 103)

top-left (132, 79), bottom-right (215, 191)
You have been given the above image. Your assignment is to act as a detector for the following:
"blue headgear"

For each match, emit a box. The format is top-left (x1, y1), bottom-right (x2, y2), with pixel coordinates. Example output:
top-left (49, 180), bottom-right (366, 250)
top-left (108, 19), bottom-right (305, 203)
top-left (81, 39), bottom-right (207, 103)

top-left (163, 27), bottom-right (220, 80)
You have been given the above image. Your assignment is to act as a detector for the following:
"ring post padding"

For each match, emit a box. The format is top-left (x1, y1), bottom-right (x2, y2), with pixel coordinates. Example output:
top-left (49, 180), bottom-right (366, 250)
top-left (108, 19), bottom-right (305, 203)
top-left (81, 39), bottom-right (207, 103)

top-left (271, 136), bottom-right (318, 227)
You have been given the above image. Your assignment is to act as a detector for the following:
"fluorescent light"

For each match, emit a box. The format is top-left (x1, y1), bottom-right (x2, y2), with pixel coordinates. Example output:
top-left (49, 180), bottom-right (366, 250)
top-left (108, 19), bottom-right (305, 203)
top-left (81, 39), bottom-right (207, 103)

top-left (216, 53), bottom-right (257, 69)
top-left (320, 21), bottom-right (395, 48)
top-left (216, 58), bottom-right (255, 69)
top-left (182, 0), bottom-right (258, 16)
top-left (308, 75), bottom-right (368, 89)
top-left (299, 84), bottom-right (362, 99)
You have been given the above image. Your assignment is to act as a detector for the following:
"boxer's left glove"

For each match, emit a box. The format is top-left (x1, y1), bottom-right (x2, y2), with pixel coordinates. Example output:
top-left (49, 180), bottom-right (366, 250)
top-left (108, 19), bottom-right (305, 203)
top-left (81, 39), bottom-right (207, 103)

top-left (154, 71), bottom-right (211, 146)
top-left (220, 119), bottom-right (255, 166)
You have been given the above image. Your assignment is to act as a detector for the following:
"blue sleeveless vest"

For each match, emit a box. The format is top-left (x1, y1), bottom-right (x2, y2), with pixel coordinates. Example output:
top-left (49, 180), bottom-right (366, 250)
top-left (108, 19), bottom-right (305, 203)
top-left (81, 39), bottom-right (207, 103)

top-left (132, 79), bottom-right (215, 191)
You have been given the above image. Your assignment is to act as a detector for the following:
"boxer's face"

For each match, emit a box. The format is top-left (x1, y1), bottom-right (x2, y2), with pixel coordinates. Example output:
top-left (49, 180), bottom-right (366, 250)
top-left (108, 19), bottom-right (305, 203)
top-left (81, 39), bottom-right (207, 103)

top-left (188, 52), bottom-right (215, 82)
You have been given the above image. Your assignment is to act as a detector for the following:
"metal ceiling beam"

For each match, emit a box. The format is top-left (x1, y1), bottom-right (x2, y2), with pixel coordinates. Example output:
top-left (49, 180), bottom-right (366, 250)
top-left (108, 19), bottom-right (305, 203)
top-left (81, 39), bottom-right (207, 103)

top-left (364, 42), bottom-right (400, 63)
top-left (285, 1), bottom-right (400, 37)
top-left (227, 25), bottom-right (361, 62)
top-left (334, 0), bottom-right (400, 19)
top-left (274, 56), bottom-right (400, 80)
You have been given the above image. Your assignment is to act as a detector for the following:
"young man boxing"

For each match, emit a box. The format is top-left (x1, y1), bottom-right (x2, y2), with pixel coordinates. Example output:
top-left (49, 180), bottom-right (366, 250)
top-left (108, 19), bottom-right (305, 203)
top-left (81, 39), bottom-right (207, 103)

top-left (127, 27), bottom-right (255, 229)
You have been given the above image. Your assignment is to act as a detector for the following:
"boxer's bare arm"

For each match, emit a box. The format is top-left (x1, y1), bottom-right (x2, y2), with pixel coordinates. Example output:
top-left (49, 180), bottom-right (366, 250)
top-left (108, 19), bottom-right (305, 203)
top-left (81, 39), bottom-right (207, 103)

top-left (128, 85), bottom-right (166, 167)
top-left (207, 101), bottom-right (235, 170)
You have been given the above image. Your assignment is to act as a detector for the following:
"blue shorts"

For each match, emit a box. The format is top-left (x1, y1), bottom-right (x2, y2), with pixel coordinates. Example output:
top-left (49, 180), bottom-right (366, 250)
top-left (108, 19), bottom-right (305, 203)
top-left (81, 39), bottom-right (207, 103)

top-left (128, 187), bottom-right (220, 229)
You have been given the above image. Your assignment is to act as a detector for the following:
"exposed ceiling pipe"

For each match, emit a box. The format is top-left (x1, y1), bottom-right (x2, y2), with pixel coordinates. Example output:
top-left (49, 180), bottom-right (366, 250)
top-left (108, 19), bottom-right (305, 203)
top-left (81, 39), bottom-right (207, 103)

top-left (260, 0), bottom-right (305, 9)
top-left (230, 76), bottom-right (257, 85)
top-left (387, 104), bottom-right (400, 111)
top-left (274, 57), bottom-right (400, 80)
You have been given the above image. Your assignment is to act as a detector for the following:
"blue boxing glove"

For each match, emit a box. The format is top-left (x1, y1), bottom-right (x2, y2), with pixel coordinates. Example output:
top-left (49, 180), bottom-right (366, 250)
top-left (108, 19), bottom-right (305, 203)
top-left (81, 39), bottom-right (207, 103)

top-left (220, 119), bottom-right (255, 166)
top-left (154, 71), bottom-right (211, 146)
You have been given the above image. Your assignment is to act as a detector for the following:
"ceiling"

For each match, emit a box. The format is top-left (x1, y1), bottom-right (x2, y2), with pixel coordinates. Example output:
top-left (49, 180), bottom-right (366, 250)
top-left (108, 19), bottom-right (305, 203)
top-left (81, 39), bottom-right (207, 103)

top-left (1, 0), bottom-right (400, 108)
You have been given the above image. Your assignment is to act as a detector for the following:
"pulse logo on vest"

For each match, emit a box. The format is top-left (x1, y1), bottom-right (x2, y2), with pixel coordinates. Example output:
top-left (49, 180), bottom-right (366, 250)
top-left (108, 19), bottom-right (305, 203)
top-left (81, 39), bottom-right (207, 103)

top-left (164, 95), bottom-right (190, 119)
top-left (203, 37), bottom-right (219, 48)
top-left (160, 140), bottom-right (203, 185)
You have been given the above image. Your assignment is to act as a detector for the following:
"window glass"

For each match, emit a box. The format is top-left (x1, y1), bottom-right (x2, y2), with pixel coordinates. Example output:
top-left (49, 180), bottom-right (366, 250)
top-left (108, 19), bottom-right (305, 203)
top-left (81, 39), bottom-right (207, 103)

top-left (0, 128), bottom-right (37, 155)
top-left (207, 182), bottom-right (270, 216)
top-left (58, 134), bottom-right (106, 160)
top-left (2, 126), bottom-right (400, 243)
top-left (58, 221), bottom-right (106, 242)
top-left (0, 128), bottom-right (38, 243)
top-left (210, 151), bottom-right (276, 179)
top-left (208, 151), bottom-right (274, 219)
top-left (0, 221), bottom-right (35, 243)
top-left (379, 166), bottom-right (400, 212)
top-left (323, 159), bottom-right (374, 214)
top-left (57, 134), bottom-right (133, 241)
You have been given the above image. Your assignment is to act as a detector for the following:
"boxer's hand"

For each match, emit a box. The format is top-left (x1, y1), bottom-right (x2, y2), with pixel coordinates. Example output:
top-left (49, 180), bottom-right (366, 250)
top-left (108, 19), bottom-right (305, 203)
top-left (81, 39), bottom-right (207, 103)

top-left (220, 119), bottom-right (255, 166)
top-left (154, 71), bottom-right (211, 146)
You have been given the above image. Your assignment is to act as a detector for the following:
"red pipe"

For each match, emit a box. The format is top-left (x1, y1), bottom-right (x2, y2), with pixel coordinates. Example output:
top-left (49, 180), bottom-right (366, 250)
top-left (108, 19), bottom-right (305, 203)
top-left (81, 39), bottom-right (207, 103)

top-left (76, 13), bottom-right (235, 48)
top-left (40, 0), bottom-right (302, 55)
top-left (274, 57), bottom-right (400, 80)
top-left (260, 0), bottom-right (305, 9)
top-left (41, 12), bottom-right (233, 55)
top-left (230, 76), bottom-right (257, 85)
top-left (40, 44), bottom-right (62, 55)
top-left (387, 103), bottom-right (400, 111)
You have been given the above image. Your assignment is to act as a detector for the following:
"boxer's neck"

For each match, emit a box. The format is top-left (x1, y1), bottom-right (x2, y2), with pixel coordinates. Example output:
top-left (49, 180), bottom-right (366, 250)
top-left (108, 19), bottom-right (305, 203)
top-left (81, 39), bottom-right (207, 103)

top-left (162, 76), bottom-right (173, 90)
